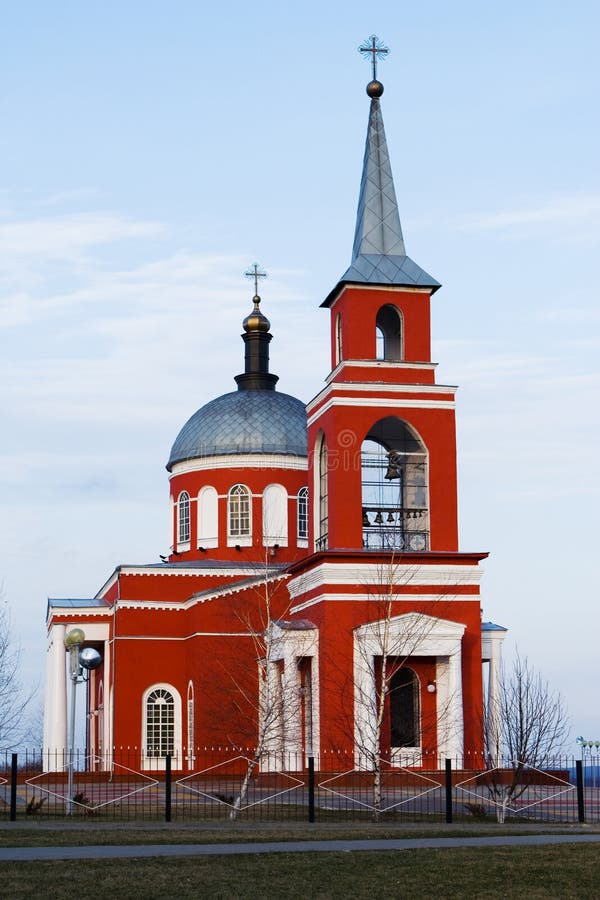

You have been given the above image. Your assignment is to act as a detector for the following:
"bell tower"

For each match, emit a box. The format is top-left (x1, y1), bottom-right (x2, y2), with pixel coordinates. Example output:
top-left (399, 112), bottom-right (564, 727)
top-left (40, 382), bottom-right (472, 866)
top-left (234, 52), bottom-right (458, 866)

top-left (307, 38), bottom-right (459, 555)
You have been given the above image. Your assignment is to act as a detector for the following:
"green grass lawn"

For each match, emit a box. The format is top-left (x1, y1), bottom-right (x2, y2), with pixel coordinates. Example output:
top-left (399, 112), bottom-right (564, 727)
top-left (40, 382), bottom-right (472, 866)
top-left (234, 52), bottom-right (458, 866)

top-left (0, 821), bottom-right (595, 847)
top-left (1, 845), bottom-right (599, 899)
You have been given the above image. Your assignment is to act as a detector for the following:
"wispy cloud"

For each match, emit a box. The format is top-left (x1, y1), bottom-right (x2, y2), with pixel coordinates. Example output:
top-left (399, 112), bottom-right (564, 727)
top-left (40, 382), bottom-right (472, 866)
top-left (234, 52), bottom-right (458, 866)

top-left (0, 213), bottom-right (163, 261)
top-left (454, 193), bottom-right (600, 238)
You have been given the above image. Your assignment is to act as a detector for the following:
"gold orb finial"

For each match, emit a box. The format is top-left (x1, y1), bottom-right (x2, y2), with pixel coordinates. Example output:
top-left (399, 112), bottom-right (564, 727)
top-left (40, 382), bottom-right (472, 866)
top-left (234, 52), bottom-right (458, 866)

top-left (243, 294), bottom-right (271, 333)
top-left (366, 80), bottom-right (384, 98)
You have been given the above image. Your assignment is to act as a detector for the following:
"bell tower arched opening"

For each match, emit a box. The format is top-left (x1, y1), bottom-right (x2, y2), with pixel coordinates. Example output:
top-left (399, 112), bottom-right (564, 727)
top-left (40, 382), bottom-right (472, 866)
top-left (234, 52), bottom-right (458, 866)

top-left (361, 417), bottom-right (428, 550)
top-left (375, 305), bottom-right (403, 361)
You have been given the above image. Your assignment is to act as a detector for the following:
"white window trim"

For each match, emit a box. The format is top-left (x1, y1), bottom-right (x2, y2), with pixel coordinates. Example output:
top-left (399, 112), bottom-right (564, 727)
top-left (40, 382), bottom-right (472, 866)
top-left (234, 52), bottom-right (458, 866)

top-left (177, 491), bottom-right (191, 548)
top-left (227, 484), bottom-right (252, 547)
top-left (141, 682), bottom-right (182, 771)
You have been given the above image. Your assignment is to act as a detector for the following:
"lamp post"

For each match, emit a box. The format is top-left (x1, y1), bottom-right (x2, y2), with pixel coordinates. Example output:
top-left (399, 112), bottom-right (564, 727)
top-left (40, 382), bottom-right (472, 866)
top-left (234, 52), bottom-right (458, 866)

top-left (576, 736), bottom-right (600, 758)
top-left (64, 628), bottom-right (102, 815)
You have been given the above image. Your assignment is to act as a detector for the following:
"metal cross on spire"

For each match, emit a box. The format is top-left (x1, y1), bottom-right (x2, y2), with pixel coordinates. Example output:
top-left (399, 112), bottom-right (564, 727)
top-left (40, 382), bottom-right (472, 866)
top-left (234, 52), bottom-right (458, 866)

top-left (244, 262), bottom-right (267, 297)
top-left (358, 34), bottom-right (390, 81)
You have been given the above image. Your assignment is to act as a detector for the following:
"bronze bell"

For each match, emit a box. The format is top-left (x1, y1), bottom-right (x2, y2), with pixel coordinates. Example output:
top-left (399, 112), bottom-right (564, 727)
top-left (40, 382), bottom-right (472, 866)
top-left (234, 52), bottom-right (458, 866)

top-left (374, 511), bottom-right (384, 525)
top-left (384, 452), bottom-right (402, 480)
top-left (387, 512), bottom-right (395, 523)
top-left (362, 509), bottom-right (370, 527)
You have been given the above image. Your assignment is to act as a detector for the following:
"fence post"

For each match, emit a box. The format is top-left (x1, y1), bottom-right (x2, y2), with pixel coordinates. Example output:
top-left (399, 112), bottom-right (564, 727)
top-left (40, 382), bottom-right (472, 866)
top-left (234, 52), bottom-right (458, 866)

top-left (308, 756), bottom-right (315, 823)
top-left (10, 753), bottom-right (17, 822)
top-left (576, 759), bottom-right (585, 823)
top-left (445, 758), bottom-right (453, 824)
top-left (165, 754), bottom-right (172, 823)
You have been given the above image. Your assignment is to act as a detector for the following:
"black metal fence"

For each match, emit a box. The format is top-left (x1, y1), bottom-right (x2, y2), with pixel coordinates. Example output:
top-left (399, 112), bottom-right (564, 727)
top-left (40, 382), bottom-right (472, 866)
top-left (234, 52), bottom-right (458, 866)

top-left (0, 749), bottom-right (598, 824)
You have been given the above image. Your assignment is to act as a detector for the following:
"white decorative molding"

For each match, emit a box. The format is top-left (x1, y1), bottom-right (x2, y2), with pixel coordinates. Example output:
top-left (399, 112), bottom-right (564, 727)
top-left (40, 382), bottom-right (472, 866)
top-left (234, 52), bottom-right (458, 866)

top-left (47, 606), bottom-right (112, 621)
top-left (103, 571), bottom-right (289, 613)
top-left (169, 453), bottom-right (308, 477)
top-left (307, 395), bottom-right (455, 427)
top-left (326, 358), bottom-right (438, 385)
top-left (94, 564), bottom-right (274, 600)
top-left (309, 380), bottom-right (455, 414)
top-left (287, 563), bottom-right (483, 600)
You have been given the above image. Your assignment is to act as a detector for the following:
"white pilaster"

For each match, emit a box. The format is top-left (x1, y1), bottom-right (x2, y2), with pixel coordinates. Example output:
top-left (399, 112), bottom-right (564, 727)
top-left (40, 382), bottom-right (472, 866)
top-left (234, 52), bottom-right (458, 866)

top-left (443, 648), bottom-right (464, 762)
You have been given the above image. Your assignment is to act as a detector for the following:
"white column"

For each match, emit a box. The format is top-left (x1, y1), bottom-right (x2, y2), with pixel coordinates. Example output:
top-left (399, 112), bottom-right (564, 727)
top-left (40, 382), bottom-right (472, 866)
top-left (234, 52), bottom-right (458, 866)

top-left (486, 632), bottom-right (505, 766)
top-left (43, 624), bottom-right (67, 771)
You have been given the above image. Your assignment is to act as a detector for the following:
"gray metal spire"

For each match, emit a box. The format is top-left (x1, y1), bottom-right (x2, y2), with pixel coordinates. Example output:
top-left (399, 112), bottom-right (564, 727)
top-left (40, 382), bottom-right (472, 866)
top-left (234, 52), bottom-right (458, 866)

top-left (322, 38), bottom-right (440, 306)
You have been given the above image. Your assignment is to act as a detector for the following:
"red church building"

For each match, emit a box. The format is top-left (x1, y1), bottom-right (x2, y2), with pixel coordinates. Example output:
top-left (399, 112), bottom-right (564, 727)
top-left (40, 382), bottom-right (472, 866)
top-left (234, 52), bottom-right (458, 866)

top-left (43, 45), bottom-right (506, 773)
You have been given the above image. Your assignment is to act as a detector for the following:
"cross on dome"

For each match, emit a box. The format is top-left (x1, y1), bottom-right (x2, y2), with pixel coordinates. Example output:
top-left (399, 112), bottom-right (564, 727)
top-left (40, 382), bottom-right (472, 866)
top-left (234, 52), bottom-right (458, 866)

top-left (358, 34), bottom-right (389, 82)
top-left (244, 262), bottom-right (267, 298)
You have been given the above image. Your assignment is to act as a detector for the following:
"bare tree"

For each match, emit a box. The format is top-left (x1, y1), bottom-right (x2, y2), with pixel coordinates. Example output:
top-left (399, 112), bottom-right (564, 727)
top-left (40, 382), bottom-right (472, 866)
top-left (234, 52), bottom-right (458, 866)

top-left (212, 553), bottom-right (315, 820)
top-left (484, 653), bottom-right (569, 823)
top-left (0, 604), bottom-right (36, 750)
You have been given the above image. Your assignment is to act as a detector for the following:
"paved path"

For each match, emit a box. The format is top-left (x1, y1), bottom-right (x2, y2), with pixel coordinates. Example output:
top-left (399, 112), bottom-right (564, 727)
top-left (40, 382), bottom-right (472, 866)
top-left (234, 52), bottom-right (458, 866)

top-left (1, 833), bottom-right (600, 861)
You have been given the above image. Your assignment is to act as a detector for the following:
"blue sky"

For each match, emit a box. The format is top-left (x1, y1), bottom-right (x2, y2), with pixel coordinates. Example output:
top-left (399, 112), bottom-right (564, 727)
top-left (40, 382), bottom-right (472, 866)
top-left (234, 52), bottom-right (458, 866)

top-left (1, 1), bottom-right (599, 743)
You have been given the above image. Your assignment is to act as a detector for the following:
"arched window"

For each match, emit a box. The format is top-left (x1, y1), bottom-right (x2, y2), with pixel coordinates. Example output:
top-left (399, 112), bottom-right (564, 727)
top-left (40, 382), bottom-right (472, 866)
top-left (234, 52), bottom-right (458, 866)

top-left (361, 417), bottom-right (428, 551)
top-left (376, 305), bottom-right (403, 361)
top-left (297, 487), bottom-right (308, 544)
top-left (376, 326), bottom-right (385, 360)
top-left (263, 483), bottom-right (288, 547)
top-left (317, 437), bottom-right (328, 551)
top-left (198, 486), bottom-right (218, 549)
top-left (390, 667), bottom-right (420, 748)
top-left (336, 314), bottom-right (343, 365)
top-left (228, 484), bottom-right (251, 544)
top-left (142, 684), bottom-right (182, 770)
top-left (177, 491), bottom-right (190, 545)
top-left (145, 688), bottom-right (175, 758)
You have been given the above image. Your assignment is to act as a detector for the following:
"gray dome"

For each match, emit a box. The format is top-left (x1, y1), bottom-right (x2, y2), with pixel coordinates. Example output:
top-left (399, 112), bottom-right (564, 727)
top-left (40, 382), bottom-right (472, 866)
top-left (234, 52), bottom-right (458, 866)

top-left (167, 390), bottom-right (307, 470)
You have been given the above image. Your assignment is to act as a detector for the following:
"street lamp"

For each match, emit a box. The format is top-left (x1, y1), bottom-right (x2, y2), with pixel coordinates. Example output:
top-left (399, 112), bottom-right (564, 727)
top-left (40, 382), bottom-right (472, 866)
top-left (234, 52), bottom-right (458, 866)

top-left (64, 628), bottom-right (102, 815)
top-left (576, 736), bottom-right (600, 756)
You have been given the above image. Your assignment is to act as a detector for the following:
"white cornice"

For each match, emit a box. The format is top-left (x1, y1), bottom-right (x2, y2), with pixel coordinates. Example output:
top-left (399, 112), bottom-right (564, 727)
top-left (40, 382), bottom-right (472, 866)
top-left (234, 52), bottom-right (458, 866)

top-left (95, 571), bottom-right (289, 612)
top-left (169, 453), bottom-right (308, 478)
top-left (287, 563), bottom-right (483, 599)
top-left (326, 359), bottom-right (438, 384)
top-left (47, 607), bottom-right (112, 622)
top-left (94, 564), bottom-right (275, 600)
top-left (307, 380), bottom-right (456, 415)
top-left (331, 382), bottom-right (455, 394)
top-left (307, 395), bottom-right (455, 426)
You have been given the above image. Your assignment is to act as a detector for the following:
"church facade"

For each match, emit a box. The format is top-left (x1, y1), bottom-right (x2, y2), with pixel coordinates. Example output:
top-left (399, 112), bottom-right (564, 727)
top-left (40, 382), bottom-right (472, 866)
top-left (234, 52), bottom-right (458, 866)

top-left (43, 52), bottom-right (506, 772)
